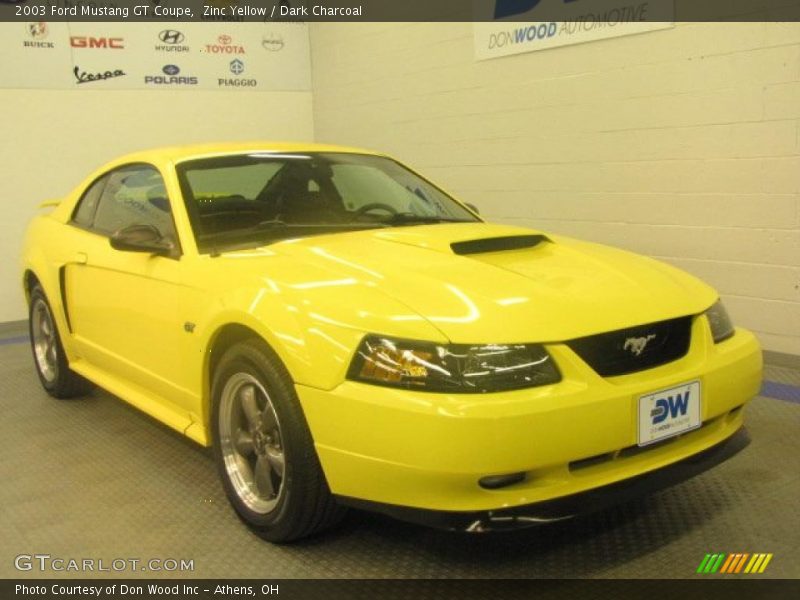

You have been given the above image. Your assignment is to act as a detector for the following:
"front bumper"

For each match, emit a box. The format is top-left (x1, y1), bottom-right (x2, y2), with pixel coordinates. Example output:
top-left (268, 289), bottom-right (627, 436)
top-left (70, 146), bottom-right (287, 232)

top-left (297, 320), bottom-right (762, 515)
top-left (336, 426), bottom-right (750, 531)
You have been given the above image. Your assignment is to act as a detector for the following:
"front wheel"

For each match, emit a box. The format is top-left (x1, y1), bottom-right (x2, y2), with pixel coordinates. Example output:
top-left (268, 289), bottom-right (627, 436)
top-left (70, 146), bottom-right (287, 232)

top-left (211, 339), bottom-right (345, 542)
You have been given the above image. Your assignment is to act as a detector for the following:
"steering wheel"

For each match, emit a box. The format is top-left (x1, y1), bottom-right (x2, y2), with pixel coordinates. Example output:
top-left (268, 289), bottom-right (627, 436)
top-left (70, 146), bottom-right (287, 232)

top-left (354, 203), bottom-right (398, 217)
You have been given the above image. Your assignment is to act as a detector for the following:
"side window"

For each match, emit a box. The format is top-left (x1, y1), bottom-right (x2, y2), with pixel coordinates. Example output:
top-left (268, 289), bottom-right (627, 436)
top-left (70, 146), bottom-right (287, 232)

top-left (92, 165), bottom-right (177, 241)
top-left (71, 176), bottom-right (107, 228)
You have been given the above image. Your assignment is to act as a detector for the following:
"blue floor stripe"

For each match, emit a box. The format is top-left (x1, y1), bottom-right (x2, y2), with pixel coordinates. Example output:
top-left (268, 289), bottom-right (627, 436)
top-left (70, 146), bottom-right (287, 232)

top-left (0, 335), bottom-right (29, 346)
top-left (0, 333), bottom-right (798, 404)
top-left (759, 381), bottom-right (800, 405)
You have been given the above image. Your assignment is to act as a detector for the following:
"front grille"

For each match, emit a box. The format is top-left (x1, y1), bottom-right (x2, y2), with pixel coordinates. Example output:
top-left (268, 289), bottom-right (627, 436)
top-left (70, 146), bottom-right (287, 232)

top-left (566, 316), bottom-right (692, 377)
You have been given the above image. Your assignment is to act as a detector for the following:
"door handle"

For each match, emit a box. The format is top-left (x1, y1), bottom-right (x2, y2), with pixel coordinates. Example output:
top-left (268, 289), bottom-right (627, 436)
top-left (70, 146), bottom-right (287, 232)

top-left (74, 252), bottom-right (88, 265)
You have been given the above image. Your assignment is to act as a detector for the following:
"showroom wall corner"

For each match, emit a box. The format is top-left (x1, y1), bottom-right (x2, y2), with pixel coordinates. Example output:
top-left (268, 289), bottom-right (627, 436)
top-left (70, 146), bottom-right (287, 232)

top-left (309, 21), bottom-right (800, 357)
top-left (0, 25), bottom-right (315, 324)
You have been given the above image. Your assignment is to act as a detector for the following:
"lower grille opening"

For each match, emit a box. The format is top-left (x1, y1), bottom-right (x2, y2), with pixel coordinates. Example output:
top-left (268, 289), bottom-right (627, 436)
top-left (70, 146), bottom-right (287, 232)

top-left (728, 405), bottom-right (744, 419)
top-left (617, 435), bottom-right (679, 459)
top-left (569, 452), bottom-right (614, 472)
top-left (569, 417), bottom-right (717, 472)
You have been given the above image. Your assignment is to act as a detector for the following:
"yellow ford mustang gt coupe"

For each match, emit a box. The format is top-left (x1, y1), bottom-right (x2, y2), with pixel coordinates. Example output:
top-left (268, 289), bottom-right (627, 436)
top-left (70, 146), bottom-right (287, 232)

top-left (21, 143), bottom-right (762, 541)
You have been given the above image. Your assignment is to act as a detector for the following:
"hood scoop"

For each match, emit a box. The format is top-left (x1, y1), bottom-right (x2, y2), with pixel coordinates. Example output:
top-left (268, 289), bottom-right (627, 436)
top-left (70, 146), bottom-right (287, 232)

top-left (451, 234), bottom-right (550, 256)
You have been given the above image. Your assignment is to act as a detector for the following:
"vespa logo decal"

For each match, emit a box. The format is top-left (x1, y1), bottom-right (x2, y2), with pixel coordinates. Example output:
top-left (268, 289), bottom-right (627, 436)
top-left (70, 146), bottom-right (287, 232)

top-left (623, 334), bottom-right (656, 357)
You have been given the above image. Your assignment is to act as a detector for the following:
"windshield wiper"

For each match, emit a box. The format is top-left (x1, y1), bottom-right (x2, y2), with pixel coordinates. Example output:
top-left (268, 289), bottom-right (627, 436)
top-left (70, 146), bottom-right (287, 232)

top-left (383, 213), bottom-right (474, 226)
top-left (201, 218), bottom-right (389, 256)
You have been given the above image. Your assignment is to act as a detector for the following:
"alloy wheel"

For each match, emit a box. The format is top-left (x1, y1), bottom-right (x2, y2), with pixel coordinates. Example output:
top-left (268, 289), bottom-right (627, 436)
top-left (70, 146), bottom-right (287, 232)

top-left (218, 372), bottom-right (286, 514)
top-left (31, 298), bottom-right (58, 383)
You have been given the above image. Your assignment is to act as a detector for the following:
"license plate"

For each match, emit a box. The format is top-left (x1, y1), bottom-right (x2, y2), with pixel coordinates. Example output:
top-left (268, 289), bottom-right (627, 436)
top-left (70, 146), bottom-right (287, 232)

top-left (638, 381), bottom-right (701, 446)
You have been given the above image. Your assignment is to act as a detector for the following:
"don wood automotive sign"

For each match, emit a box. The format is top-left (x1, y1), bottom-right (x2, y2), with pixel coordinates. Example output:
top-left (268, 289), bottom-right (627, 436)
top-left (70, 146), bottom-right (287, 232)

top-left (473, 0), bottom-right (675, 60)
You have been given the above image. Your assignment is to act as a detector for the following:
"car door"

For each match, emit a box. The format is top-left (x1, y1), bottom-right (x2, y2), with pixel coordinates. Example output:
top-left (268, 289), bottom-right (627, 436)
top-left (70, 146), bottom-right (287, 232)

top-left (65, 163), bottom-right (195, 421)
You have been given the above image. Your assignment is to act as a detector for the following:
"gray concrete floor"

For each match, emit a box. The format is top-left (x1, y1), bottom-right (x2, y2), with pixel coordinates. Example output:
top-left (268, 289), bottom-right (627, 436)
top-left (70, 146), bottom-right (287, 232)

top-left (0, 337), bottom-right (798, 579)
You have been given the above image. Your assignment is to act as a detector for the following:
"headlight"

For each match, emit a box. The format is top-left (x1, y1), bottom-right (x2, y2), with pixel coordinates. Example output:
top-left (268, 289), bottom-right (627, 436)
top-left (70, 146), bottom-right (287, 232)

top-left (347, 335), bottom-right (561, 393)
top-left (705, 300), bottom-right (735, 343)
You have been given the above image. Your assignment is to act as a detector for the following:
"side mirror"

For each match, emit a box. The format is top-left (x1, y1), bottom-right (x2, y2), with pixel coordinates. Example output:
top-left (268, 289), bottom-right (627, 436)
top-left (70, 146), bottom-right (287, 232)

top-left (110, 224), bottom-right (175, 257)
top-left (465, 202), bottom-right (480, 215)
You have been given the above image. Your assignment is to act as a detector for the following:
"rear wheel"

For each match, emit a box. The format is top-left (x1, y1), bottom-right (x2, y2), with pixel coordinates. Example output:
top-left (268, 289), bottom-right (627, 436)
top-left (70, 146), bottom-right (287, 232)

top-left (28, 285), bottom-right (92, 399)
top-left (211, 338), bottom-right (345, 542)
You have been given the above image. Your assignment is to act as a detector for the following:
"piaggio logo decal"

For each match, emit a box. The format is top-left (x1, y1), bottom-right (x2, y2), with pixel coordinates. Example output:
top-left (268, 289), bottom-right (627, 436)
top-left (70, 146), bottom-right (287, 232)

top-left (229, 59), bottom-right (244, 75)
top-left (697, 553), bottom-right (773, 574)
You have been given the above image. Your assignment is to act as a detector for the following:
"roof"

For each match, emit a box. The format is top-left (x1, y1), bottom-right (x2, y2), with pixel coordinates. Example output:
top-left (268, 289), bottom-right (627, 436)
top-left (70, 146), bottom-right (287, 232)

top-left (113, 141), bottom-right (380, 165)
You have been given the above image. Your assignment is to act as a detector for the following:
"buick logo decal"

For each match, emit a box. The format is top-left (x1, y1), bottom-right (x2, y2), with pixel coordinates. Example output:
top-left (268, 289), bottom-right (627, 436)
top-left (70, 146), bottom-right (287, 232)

top-left (623, 334), bottom-right (656, 357)
top-left (159, 30), bottom-right (184, 44)
top-left (27, 22), bottom-right (48, 39)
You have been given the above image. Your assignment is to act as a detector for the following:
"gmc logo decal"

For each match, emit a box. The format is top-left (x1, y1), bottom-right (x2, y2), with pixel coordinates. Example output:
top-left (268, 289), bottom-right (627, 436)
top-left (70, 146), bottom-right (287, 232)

top-left (70, 37), bottom-right (125, 50)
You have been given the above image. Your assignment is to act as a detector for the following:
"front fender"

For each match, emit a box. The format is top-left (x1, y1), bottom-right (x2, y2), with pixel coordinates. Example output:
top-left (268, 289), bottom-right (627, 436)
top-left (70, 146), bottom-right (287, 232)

top-left (20, 215), bottom-right (78, 360)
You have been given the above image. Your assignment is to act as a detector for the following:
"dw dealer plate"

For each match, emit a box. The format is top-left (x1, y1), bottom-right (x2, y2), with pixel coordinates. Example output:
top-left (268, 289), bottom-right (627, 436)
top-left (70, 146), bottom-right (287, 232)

top-left (638, 381), bottom-right (701, 446)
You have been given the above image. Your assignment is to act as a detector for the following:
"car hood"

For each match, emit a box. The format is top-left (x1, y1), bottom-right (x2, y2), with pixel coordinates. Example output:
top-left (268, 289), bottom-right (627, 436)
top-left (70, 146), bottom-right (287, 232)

top-left (241, 223), bottom-right (717, 344)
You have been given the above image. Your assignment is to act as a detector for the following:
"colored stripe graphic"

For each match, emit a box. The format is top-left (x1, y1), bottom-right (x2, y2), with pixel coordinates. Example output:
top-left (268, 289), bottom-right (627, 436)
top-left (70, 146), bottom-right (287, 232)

top-left (702, 553), bottom-right (773, 575)
top-left (709, 553), bottom-right (726, 573)
top-left (719, 554), bottom-right (735, 573)
top-left (697, 554), bottom-right (713, 573)
top-left (744, 554), bottom-right (760, 573)
top-left (734, 553), bottom-right (749, 573)
top-left (714, 553), bottom-right (727, 573)
top-left (758, 554), bottom-right (773, 573)
top-left (702, 554), bottom-right (720, 573)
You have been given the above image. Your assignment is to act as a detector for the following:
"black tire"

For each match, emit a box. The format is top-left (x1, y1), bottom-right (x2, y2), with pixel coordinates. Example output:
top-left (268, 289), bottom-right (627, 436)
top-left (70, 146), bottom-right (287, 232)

top-left (211, 338), bottom-right (345, 542)
top-left (28, 284), bottom-right (92, 399)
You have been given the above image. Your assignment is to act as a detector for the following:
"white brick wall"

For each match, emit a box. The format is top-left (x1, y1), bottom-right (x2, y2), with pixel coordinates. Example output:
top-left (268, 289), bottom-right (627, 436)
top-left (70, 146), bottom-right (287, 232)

top-left (310, 21), bottom-right (800, 355)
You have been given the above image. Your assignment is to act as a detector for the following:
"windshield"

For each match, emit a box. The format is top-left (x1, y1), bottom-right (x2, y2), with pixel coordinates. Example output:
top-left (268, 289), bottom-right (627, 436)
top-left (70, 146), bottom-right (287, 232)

top-left (176, 152), bottom-right (480, 254)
